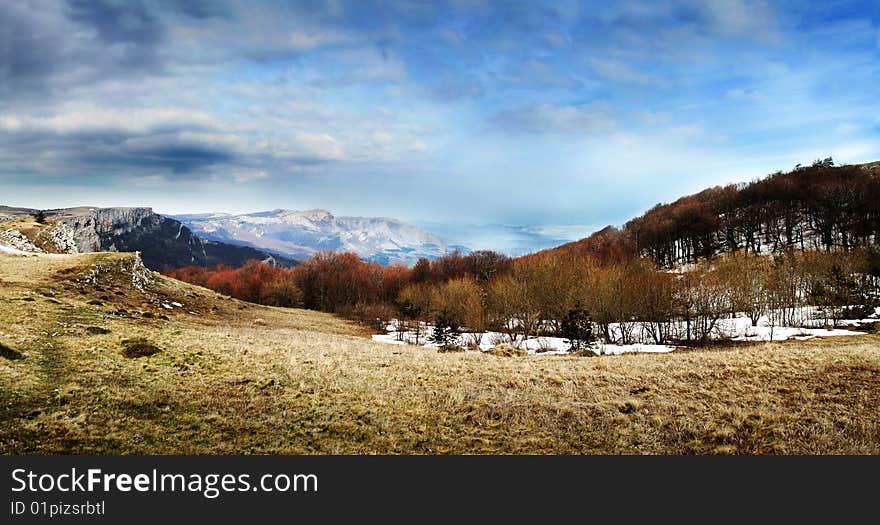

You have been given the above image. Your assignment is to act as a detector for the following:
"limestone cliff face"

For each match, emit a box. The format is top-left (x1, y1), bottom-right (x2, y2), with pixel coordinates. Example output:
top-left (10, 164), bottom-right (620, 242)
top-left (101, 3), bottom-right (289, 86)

top-left (49, 207), bottom-right (207, 268)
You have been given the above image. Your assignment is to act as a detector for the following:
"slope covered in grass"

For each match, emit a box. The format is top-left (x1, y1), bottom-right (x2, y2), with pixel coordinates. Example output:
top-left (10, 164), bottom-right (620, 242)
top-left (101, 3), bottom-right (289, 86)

top-left (1, 251), bottom-right (878, 454)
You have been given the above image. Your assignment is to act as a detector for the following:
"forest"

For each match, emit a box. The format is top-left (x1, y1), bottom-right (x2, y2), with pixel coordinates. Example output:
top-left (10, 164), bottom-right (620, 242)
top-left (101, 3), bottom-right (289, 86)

top-left (165, 245), bottom-right (880, 349)
top-left (552, 160), bottom-right (880, 268)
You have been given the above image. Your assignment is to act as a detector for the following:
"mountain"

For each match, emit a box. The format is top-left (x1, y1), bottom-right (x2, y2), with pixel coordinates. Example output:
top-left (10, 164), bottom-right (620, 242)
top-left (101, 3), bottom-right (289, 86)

top-left (539, 160), bottom-right (880, 267)
top-left (174, 209), bottom-right (465, 265)
top-left (0, 206), bottom-right (291, 270)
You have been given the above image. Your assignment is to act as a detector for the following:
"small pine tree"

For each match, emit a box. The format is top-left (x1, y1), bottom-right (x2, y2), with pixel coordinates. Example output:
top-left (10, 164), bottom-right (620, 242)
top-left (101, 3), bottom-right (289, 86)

top-left (33, 210), bottom-right (46, 224)
top-left (562, 302), bottom-right (594, 351)
top-left (430, 310), bottom-right (460, 346)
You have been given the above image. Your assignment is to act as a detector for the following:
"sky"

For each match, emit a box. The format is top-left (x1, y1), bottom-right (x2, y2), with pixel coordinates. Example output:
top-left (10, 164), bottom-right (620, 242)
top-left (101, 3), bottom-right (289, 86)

top-left (1, 0), bottom-right (879, 254)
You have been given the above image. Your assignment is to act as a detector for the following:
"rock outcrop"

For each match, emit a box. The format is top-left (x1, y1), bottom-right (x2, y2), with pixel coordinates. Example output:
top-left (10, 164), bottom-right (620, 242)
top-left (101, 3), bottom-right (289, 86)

top-left (0, 229), bottom-right (43, 253)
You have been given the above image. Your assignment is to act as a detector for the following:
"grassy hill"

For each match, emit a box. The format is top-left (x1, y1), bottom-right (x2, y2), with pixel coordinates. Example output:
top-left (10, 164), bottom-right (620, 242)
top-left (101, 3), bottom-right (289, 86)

top-left (540, 161), bottom-right (880, 267)
top-left (1, 251), bottom-right (878, 454)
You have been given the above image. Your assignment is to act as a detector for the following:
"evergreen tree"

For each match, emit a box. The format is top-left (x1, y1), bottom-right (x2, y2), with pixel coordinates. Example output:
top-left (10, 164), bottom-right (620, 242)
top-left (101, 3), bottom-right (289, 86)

top-left (33, 210), bottom-right (46, 224)
top-left (430, 310), bottom-right (460, 346)
top-left (561, 301), bottom-right (594, 351)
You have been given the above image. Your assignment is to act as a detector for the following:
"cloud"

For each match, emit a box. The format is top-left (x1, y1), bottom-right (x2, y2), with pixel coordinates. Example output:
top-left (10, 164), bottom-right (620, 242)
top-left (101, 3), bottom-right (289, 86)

top-left (2, 0), bottom-right (880, 234)
top-left (229, 170), bottom-right (269, 183)
top-left (287, 29), bottom-right (352, 51)
top-left (0, 3), bottom-right (72, 100)
top-left (685, 0), bottom-right (779, 40)
top-left (66, 0), bottom-right (163, 47)
top-left (494, 59), bottom-right (582, 89)
top-left (491, 102), bottom-right (614, 134)
top-left (157, 0), bottom-right (231, 20)
top-left (429, 71), bottom-right (484, 100)
top-left (0, 105), bottom-right (217, 136)
top-left (725, 87), bottom-right (763, 101)
top-left (265, 133), bottom-right (344, 163)
top-left (587, 57), bottom-right (661, 86)
top-left (101, 140), bottom-right (237, 173)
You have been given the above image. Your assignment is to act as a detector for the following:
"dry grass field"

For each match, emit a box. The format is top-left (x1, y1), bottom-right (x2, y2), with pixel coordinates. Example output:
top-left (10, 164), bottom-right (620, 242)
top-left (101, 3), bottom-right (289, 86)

top-left (1, 251), bottom-right (878, 454)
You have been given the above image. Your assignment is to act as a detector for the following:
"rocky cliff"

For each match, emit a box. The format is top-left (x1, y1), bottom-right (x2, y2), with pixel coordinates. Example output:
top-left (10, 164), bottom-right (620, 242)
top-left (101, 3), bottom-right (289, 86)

top-left (0, 206), bottom-right (290, 270)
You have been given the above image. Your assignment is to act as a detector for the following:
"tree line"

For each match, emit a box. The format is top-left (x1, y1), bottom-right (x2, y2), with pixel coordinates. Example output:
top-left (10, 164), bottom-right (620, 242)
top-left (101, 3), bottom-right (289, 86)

top-left (165, 246), bottom-right (880, 348)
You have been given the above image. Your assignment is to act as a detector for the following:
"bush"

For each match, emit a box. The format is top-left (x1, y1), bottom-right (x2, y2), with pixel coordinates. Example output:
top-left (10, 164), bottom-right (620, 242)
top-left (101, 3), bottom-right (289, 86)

top-left (259, 274), bottom-right (304, 308)
top-left (486, 344), bottom-right (527, 357)
top-left (349, 302), bottom-right (395, 332)
top-left (85, 326), bottom-right (111, 335)
top-left (572, 347), bottom-right (599, 358)
top-left (121, 338), bottom-right (161, 358)
top-left (437, 344), bottom-right (465, 353)
top-left (840, 304), bottom-right (875, 320)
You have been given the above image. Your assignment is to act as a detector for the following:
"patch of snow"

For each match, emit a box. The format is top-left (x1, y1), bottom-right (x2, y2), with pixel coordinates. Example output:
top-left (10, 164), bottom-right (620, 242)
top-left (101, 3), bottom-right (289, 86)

top-left (593, 343), bottom-right (676, 355)
top-left (371, 309), bottom-right (869, 356)
top-left (0, 242), bottom-right (29, 255)
top-left (372, 334), bottom-right (407, 346)
top-left (372, 324), bottom-right (674, 356)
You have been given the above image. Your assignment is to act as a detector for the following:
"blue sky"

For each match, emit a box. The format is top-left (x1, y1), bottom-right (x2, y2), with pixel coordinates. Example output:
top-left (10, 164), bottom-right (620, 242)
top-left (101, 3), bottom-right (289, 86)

top-left (1, 0), bottom-right (879, 254)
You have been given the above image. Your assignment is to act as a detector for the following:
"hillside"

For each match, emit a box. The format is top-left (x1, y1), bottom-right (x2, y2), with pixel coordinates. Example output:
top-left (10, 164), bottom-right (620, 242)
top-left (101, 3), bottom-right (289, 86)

top-left (174, 209), bottom-right (463, 265)
top-left (1, 250), bottom-right (878, 454)
top-left (546, 161), bottom-right (880, 267)
top-left (0, 206), bottom-right (290, 270)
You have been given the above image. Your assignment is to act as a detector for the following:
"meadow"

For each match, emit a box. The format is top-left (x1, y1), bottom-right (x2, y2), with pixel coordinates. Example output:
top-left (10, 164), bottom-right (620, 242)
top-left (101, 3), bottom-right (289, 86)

top-left (1, 251), bottom-right (878, 454)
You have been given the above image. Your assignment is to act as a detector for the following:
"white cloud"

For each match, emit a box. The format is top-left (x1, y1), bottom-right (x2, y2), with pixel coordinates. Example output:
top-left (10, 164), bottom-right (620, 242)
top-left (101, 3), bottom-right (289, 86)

top-left (494, 101), bottom-right (615, 134)
top-left (287, 29), bottom-right (351, 50)
top-left (725, 88), bottom-right (764, 101)
top-left (229, 170), bottom-right (269, 183)
top-left (667, 124), bottom-right (705, 140)
top-left (587, 58), bottom-right (661, 86)
top-left (634, 110), bottom-right (671, 126)
top-left (258, 133), bottom-right (343, 162)
top-left (700, 0), bottom-right (779, 40)
top-left (834, 123), bottom-right (861, 135)
top-left (0, 105), bottom-right (218, 135)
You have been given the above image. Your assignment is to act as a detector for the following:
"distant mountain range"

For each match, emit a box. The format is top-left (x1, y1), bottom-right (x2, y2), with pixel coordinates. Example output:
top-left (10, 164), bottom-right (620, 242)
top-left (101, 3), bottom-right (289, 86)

top-left (0, 205), bottom-right (466, 269)
top-left (173, 209), bottom-right (467, 265)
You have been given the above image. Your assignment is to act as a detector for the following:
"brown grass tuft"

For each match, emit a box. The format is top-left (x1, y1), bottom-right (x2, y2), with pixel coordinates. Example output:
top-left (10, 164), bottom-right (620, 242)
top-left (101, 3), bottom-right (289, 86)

top-left (486, 344), bottom-right (528, 357)
top-left (121, 338), bottom-right (161, 358)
